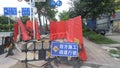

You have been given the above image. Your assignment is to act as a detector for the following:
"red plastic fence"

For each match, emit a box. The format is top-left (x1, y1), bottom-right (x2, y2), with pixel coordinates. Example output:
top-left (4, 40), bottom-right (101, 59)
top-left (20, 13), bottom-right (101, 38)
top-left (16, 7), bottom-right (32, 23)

top-left (13, 23), bottom-right (19, 42)
top-left (26, 20), bottom-right (41, 41)
top-left (17, 19), bottom-right (31, 41)
top-left (50, 16), bottom-right (87, 61)
top-left (66, 16), bottom-right (87, 61)
top-left (50, 21), bottom-right (66, 40)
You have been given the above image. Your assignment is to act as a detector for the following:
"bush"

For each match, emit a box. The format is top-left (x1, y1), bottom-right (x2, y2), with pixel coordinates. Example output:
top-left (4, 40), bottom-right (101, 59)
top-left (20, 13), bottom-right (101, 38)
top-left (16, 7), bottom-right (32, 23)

top-left (83, 28), bottom-right (118, 44)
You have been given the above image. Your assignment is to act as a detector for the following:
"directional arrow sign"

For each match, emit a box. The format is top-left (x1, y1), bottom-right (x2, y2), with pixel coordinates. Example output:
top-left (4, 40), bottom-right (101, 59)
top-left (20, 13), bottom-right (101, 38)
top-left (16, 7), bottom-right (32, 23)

top-left (22, 8), bottom-right (30, 16)
top-left (4, 7), bottom-right (17, 15)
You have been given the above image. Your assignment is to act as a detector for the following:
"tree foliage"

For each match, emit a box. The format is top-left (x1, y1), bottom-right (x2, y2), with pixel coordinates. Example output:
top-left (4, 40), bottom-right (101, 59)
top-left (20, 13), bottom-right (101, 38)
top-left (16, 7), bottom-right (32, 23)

top-left (35, 0), bottom-right (57, 20)
top-left (0, 16), bottom-right (14, 24)
top-left (20, 16), bottom-right (30, 24)
top-left (0, 16), bottom-right (15, 31)
top-left (69, 0), bottom-right (120, 19)
top-left (58, 10), bottom-right (70, 20)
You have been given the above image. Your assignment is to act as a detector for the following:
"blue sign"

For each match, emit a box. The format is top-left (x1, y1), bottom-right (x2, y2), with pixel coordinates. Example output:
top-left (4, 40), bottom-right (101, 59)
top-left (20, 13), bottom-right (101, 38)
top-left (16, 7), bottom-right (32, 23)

top-left (4, 7), bottom-right (17, 15)
top-left (51, 41), bottom-right (78, 57)
top-left (56, 0), bottom-right (62, 6)
top-left (22, 8), bottom-right (30, 16)
top-left (50, 0), bottom-right (62, 7)
top-left (50, 0), bottom-right (56, 7)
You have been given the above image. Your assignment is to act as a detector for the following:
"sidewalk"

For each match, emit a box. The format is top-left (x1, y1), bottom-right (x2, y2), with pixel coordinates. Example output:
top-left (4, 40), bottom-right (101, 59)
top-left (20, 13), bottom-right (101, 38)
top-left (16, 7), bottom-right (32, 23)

top-left (84, 38), bottom-right (120, 68)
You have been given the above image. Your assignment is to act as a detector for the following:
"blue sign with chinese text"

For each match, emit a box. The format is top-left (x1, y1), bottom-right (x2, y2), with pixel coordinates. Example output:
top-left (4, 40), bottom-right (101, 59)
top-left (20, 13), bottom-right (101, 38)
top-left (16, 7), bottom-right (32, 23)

top-left (51, 41), bottom-right (78, 57)
top-left (22, 8), bottom-right (30, 16)
top-left (4, 7), bottom-right (17, 15)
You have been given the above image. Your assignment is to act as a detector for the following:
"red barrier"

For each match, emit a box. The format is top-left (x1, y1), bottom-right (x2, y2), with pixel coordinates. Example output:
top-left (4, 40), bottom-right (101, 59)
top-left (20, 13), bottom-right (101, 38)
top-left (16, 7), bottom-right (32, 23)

top-left (35, 20), bottom-right (41, 41)
top-left (13, 23), bottom-right (19, 42)
top-left (26, 20), bottom-right (40, 40)
top-left (50, 16), bottom-right (87, 61)
top-left (17, 19), bottom-right (31, 41)
top-left (50, 21), bottom-right (57, 40)
top-left (56, 21), bottom-right (66, 39)
top-left (50, 21), bottom-right (66, 40)
top-left (66, 16), bottom-right (87, 61)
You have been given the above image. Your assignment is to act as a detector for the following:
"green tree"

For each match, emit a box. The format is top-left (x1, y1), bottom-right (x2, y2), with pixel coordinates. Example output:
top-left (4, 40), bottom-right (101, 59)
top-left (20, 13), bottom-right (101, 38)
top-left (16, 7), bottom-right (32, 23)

top-left (20, 16), bottom-right (30, 24)
top-left (35, 0), bottom-right (57, 34)
top-left (69, 0), bottom-right (120, 19)
top-left (0, 16), bottom-right (15, 31)
top-left (68, 0), bottom-right (120, 31)
top-left (0, 16), bottom-right (14, 24)
top-left (58, 10), bottom-right (70, 20)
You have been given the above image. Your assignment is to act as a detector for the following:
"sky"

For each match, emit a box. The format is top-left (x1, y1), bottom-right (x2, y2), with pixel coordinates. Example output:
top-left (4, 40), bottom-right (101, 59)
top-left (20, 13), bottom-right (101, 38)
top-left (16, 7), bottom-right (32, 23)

top-left (55, 0), bottom-right (71, 12)
top-left (55, 0), bottom-right (71, 20)
top-left (0, 0), bottom-right (71, 20)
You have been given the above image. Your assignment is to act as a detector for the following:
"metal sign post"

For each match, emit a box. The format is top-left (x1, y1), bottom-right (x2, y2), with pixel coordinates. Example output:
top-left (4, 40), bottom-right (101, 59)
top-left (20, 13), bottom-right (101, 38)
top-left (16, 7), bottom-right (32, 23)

top-left (32, 0), bottom-right (36, 39)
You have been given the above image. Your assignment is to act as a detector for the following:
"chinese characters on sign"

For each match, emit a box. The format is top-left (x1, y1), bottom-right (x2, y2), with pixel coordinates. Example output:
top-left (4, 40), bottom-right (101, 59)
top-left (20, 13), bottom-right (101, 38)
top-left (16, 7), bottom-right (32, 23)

top-left (4, 7), bottom-right (17, 15)
top-left (51, 41), bottom-right (78, 57)
top-left (4, 7), bottom-right (30, 16)
top-left (22, 8), bottom-right (30, 16)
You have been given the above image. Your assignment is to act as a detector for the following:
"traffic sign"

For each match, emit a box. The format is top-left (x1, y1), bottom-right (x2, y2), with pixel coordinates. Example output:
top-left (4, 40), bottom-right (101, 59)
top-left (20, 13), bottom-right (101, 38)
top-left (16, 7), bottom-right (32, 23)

top-left (51, 41), bottom-right (78, 57)
top-left (22, 8), bottom-right (30, 16)
top-left (50, 0), bottom-right (56, 7)
top-left (50, 0), bottom-right (62, 7)
top-left (4, 7), bottom-right (17, 15)
top-left (56, 0), bottom-right (62, 6)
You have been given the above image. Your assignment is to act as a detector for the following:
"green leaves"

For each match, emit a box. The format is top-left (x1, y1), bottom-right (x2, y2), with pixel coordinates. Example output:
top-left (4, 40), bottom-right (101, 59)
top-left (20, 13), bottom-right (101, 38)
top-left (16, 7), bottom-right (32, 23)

top-left (69, 0), bottom-right (119, 19)
top-left (58, 10), bottom-right (70, 21)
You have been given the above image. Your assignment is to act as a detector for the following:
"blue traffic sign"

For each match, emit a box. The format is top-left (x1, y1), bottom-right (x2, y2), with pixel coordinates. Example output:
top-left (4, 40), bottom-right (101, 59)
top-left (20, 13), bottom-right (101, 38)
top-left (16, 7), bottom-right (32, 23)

top-left (4, 7), bottom-right (17, 15)
top-left (56, 0), bottom-right (62, 6)
top-left (22, 8), bottom-right (30, 16)
top-left (51, 41), bottom-right (78, 57)
top-left (50, 0), bottom-right (62, 7)
top-left (50, 0), bottom-right (56, 7)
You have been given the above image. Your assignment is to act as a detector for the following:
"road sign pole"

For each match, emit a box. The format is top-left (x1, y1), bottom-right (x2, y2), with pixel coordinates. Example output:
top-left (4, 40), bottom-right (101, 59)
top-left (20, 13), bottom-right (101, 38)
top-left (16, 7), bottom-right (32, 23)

top-left (30, 0), bottom-right (32, 20)
top-left (32, 0), bottom-right (36, 39)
